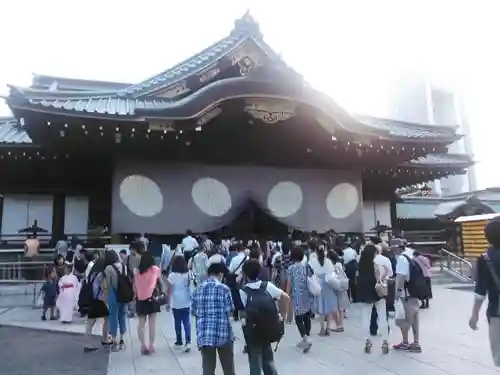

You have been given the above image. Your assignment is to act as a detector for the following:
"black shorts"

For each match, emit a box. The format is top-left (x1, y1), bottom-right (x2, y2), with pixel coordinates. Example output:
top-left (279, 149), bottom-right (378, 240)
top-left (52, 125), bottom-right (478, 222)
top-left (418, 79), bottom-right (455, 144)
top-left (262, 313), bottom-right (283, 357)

top-left (87, 299), bottom-right (109, 319)
top-left (136, 299), bottom-right (161, 316)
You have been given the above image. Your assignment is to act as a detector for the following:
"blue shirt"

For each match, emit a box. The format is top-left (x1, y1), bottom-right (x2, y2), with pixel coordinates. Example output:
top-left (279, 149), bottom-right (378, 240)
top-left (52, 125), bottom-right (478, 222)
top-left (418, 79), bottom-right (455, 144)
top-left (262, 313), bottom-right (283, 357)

top-left (191, 277), bottom-right (234, 347)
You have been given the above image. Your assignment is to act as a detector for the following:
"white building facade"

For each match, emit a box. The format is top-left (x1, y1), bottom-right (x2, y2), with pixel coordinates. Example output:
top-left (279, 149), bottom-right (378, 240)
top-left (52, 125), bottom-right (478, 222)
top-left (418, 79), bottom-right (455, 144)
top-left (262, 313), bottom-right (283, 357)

top-left (385, 70), bottom-right (476, 196)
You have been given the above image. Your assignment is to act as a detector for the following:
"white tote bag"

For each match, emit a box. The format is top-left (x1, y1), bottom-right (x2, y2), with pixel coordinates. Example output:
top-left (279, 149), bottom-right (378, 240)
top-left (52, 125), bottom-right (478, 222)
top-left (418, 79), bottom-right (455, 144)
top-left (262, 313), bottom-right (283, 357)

top-left (336, 266), bottom-right (350, 292)
top-left (395, 298), bottom-right (406, 320)
top-left (306, 265), bottom-right (322, 297)
top-left (325, 272), bottom-right (341, 291)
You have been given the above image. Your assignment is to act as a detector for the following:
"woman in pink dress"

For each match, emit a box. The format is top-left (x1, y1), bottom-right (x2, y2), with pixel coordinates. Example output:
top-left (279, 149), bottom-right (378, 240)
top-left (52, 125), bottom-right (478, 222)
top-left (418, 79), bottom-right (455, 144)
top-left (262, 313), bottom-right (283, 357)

top-left (56, 265), bottom-right (79, 323)
top-left (134, 251), bottom-right (166, 355)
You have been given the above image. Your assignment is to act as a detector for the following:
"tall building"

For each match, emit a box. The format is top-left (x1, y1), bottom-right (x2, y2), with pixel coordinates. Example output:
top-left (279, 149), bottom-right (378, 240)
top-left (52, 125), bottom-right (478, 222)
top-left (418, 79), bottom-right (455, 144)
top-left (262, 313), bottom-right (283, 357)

top-left (386, 69), bottom-right (476, 195)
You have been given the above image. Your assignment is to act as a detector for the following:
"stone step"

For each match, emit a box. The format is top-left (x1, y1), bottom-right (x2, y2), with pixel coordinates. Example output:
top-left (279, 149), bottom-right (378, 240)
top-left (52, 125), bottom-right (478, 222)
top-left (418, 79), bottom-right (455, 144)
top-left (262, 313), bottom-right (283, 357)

top-left (431, 270), bottom-right (471, 285)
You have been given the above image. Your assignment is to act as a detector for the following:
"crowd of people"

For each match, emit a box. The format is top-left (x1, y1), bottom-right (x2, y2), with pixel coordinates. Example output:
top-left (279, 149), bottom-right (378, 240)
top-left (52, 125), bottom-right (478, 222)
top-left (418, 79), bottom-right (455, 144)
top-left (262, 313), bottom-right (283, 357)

top-left (37, 229), bottom-right (440, 375)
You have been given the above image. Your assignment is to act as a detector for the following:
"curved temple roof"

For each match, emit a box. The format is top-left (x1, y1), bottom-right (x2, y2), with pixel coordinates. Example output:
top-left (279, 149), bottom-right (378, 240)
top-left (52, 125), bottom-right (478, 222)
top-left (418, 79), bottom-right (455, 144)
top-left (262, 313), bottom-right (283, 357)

top-left (0, 115), bottom-right (473, 173)
top-left (5, 12), bottom-right (462, 144)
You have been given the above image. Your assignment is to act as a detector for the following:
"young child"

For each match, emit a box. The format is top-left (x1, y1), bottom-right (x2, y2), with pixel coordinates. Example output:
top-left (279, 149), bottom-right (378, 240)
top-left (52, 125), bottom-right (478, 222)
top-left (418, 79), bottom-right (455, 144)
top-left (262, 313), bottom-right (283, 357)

top-left (56, 264), bottom-right (79, 324)
top-left (40, 267), bottom-right (58, 321)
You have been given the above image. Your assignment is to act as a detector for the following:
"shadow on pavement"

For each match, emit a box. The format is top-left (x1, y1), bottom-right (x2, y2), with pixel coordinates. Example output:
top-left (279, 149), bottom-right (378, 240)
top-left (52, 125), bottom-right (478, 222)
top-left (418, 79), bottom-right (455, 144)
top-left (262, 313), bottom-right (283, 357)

top-left (0, 326), bottom-right (109, 375)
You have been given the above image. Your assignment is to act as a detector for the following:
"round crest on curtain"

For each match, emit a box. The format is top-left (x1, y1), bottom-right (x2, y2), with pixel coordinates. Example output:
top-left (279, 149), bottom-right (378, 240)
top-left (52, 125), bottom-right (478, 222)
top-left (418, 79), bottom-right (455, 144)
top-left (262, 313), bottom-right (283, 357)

top-left (119, 175), bottom-right (163, 217)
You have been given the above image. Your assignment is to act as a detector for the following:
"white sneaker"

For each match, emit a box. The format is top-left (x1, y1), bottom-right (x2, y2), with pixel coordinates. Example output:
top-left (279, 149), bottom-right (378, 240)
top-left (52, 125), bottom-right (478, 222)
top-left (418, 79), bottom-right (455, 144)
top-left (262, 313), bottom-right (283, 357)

top-left (184, 343), bottom-right (191, 352)
top-left (296, 340), bottom-right (306, 349)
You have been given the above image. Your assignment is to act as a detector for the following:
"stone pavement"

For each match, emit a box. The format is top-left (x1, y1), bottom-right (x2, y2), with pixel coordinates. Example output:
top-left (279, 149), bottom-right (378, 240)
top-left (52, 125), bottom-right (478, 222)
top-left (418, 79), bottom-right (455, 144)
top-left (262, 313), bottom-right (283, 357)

top-left (0, 326), bottom-right (110, 375)
top-left (0, 285), bottom-right (498, 375)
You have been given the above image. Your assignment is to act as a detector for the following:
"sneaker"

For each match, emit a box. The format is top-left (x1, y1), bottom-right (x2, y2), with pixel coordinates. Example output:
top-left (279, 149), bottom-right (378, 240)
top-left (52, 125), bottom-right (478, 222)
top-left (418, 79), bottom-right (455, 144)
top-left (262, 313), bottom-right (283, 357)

top-left (184, 343), bottom-right (191, 352)
top-left (50, 316), bottom-right (57, 321)
top-left (392, 342), bottom-right (410, 351)
top-left (174, 341), bottom-right (183, 347)
top-left (41, 316), bottom-right (47, 321)
top-left (303, 340), bottom-right (312, 353)
top-left (381, 340), bottom-right (389, 354)
top-left (409, 342), bottom-right (422, 353)
top-left (118, 340), bottom-right (126, 351)
top-left (364, 339), bottom-right (372, 354)
top-left (296, 340), bottom-right (306, 349)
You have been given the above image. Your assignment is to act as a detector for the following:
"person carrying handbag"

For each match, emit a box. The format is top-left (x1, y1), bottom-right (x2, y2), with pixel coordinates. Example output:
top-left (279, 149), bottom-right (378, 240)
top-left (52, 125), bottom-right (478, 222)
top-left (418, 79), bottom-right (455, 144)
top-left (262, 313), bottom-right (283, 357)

top-left (356, 244), bottom-right (391, 354)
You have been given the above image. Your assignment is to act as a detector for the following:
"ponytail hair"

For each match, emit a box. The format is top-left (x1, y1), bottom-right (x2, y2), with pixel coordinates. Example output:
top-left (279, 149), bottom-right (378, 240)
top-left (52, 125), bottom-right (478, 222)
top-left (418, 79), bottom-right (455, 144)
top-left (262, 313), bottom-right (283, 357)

top-left (316, 247), bottom-right (325, 266)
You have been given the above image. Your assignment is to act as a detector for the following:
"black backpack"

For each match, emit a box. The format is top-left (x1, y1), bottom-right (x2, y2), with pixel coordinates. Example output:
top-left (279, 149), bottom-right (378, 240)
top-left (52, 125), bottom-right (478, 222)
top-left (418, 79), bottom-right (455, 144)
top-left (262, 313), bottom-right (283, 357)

top-left (225, 257), bottom-right (247, 288)
top-left (78, 272), bottom-right (98, 314)
top-left (243, 282), bottom-right (284, 348)
top-left (112, 264), bottom-right (134, 303)
top-left (403, 255), bottom-right (429, 299)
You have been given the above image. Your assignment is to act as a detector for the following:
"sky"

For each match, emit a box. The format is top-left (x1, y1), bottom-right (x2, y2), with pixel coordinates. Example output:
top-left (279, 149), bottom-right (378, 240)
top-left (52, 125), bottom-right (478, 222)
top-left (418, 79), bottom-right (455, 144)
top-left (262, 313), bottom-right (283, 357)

top-left (0, 0), bottom-right (499, 189)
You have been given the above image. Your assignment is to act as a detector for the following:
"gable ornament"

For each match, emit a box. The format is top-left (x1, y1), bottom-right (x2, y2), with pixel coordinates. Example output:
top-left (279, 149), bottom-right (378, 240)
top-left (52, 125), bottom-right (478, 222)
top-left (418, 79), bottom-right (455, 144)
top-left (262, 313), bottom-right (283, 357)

top-left (244, 99), bottom-right (296, 124)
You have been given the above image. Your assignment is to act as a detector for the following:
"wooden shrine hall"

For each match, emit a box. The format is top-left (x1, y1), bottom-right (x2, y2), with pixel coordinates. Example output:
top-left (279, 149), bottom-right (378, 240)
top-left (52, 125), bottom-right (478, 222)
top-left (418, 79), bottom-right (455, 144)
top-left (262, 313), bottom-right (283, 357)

top-left (0, 12), bottom-right (473, 245)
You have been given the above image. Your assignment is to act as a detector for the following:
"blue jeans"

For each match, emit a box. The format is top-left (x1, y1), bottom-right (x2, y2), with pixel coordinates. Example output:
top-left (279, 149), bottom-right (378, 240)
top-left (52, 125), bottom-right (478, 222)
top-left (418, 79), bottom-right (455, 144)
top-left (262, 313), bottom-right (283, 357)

top-left (172, 307), bottom-right (191, 344)
top-left (108, 288), bottom-right (127, 337)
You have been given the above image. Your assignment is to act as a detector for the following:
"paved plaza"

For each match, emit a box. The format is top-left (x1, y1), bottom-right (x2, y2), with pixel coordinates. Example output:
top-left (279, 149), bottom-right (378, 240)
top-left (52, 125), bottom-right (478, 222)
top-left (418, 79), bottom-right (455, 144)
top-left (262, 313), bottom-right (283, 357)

top-left (0, 285), bottom-right (498, 375)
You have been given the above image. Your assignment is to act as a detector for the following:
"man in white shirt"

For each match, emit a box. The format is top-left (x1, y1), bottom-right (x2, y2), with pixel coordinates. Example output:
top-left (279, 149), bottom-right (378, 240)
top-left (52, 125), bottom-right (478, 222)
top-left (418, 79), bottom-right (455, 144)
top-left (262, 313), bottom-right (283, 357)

top-left (181, 230), bottom-right (199, 263)
top-left (228, 246), bottom-right (247, 277)
top-left (394, 244), bottom-right (421, 352)
top-left (343, 243), bottom-right (359, 303)
top-left (374, 250), bottom-right (394, 279)
top-left (343, 246), bottom-right (358, 265)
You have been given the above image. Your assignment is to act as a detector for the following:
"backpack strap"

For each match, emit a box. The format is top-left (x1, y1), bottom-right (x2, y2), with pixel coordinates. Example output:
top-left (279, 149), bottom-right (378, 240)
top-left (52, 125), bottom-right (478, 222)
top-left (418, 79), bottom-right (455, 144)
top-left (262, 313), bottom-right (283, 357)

top-left (259, 281), bottom-right (268, 291)
top-left (233, 256), bottom-right (247, 274)
top-left (121, 262), bottom-right (128, 277)
top-left (483, 252), bottom-right (500, 290)
top-left (110, 264), bottom-right (121, 291)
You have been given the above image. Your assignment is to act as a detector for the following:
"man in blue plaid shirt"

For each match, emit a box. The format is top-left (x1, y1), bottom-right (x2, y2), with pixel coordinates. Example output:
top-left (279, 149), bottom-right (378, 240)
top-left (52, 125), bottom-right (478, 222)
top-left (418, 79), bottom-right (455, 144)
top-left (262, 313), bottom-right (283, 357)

top-left (192, 262), bottom-right (236, 375)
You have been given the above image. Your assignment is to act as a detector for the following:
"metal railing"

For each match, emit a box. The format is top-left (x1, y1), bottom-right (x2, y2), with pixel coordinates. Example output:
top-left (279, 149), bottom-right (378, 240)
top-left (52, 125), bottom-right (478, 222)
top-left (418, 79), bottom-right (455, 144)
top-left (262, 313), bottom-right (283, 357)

top-left (0, 233), bottom-right (112, 251)
top-left (438, 248), bottom-right (474, 281)
top-left (0, 261), bottom-right (52, 308)
top-left (0, 260), bottom-right (51, 281)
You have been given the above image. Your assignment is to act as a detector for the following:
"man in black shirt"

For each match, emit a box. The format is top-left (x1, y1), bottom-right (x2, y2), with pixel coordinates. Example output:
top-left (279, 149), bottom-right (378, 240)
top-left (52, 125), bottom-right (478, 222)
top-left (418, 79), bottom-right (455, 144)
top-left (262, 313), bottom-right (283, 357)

top-left (469, 219), bottom-right (500, 367)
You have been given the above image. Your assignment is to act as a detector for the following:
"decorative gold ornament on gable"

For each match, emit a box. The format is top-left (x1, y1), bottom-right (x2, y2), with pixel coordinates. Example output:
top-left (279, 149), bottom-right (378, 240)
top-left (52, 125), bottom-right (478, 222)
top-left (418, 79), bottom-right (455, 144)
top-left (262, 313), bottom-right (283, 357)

top-left (155, 81), bottom-right (190, 98)
top-left (244, 99), bottom-right (296, 124)
top-left (230, 44), bottom-right (263, 76)
top-left (197, 107), bottom-right (222, 126)
top-left (148, 120), bottom-right (174, 132)
top-left (199, 65), bottom-right (221, 83)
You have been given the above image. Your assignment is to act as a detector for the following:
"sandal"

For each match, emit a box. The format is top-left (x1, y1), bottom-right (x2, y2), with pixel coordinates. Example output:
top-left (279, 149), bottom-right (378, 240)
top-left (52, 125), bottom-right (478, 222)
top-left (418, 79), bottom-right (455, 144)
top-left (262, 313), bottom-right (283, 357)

top-left (381, 340), bottom-right (389, 354)
top-left (364, 339), bottom-right (372, 354)
top-left (140, 346), bottom-right (149, 355)
top-left (101, 340), bottom-right (113, 348)
top-left (148, 345), bottom-right (156, 354)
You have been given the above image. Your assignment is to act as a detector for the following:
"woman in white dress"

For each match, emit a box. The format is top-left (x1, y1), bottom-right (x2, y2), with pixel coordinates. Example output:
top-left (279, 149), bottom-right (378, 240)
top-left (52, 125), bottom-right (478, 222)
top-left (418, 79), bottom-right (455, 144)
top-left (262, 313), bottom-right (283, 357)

top-left (309, 244), bottom-right (337, 335)
top-left (56, 265), bottom-right (79, 323)
top-left (327, 250), bottom-right (350, 331)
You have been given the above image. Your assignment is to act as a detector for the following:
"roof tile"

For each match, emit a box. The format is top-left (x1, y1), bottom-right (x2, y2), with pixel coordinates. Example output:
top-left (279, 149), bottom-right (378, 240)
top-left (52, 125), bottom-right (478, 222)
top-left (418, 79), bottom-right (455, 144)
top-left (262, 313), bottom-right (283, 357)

top-left (397, 201), bottom-right (500, 219)
top-left (358, 116), bottom-right (458, 139)
top-left (406, 153), bottom-right (472, 166)
top-left (0, 117), bottom-right (32, 144)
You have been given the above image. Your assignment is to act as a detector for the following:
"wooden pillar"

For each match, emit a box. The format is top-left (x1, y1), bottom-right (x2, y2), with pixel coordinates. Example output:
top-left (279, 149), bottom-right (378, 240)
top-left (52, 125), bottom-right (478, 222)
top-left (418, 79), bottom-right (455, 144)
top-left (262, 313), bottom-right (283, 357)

top-left (389, 198), bottom-right (398, 235)
top-left (52, 194), bottom-right (65, 245)
top-left (0, 195), bottom-right (3, 235)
